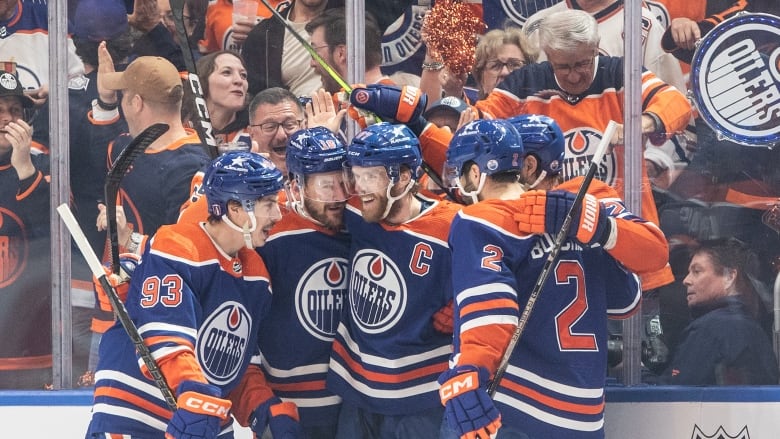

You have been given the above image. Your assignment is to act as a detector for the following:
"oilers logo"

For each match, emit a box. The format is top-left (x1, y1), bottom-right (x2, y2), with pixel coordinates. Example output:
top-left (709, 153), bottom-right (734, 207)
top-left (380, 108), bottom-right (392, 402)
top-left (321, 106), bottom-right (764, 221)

top-left (295, 258), bottom-right (349, 341)
top-left (199, 301), bottom-right (251, 385)
top-left (691, 13), bottom-right (780, 147)
top-left (0, 208), bottom-right (27, 289)
top-left (381, 2), bottom-right (429, 69)
top-left (350, 250), bottom-right (407, 334)
top-left (562, 128), bottom-right (615, 185)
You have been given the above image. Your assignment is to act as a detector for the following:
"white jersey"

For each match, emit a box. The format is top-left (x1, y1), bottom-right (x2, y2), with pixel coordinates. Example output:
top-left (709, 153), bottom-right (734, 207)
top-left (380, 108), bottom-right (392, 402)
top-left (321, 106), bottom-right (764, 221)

top-left (0, 0), bottom-right (84, 90)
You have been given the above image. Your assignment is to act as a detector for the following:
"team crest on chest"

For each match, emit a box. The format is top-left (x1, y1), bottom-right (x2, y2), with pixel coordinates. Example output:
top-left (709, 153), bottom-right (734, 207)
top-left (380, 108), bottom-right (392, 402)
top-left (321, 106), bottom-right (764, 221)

top-left (295, 257), bottom-right (349, 341)
top-left (350, 250), bottom-right (407, 333)
top-left (198, 301), bottom-right (251, 385)
top-left (562, 128), bottom-right (616, 185)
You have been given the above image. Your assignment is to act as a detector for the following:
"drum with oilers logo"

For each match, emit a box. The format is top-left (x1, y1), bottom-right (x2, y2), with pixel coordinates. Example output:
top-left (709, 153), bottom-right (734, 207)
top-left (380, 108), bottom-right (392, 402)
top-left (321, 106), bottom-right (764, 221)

top-left (690, 13), bottom-right (780, 147)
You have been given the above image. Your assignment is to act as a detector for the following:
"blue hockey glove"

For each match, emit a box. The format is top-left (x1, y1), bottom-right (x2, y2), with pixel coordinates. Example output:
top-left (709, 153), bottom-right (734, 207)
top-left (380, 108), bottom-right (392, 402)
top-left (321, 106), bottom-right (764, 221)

top-left (165, 380), bottom-right (232, 439)
top-left (349, 84), bottom-right (428, 135)
top-left (439, 365), bottom-right (501, 439)
top-left (515, 190), bottom-right (611, 246)
top-left (250, 396), bottom-right (302, 439)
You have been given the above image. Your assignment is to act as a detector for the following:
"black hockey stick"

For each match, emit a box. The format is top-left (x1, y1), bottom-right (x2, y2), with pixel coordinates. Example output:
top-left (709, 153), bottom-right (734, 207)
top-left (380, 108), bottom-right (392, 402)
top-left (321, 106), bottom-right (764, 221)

top-left (487, 120), bottom-right (618, 397)
top-left (170, 0), bottom-right (219, 159)
top-left (57, 204), bottom-right (178, 410)
top-left (105, 123), bottom-right (170, 275)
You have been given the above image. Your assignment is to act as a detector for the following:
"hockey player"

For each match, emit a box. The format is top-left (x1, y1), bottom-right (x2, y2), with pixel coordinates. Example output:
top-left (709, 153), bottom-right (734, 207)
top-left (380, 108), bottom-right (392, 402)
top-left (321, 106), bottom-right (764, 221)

top-left (438, 118), bottom-right (667, 439)
top-left (326, 122), bottom-right (460, 438)
top-left (252, 127), bottom-right (351, 438)
top-left (85, 151), bottom-right (302, 439)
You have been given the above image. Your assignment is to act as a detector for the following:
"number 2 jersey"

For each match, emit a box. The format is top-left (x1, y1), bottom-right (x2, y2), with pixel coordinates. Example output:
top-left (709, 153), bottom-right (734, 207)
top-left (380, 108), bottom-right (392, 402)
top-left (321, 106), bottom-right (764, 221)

top-left (449, 193), bottom-right (643, 439)
top-left (326, 195), bottom-right (460, 415)
top-left (86, 221), bottom-right (273, 437)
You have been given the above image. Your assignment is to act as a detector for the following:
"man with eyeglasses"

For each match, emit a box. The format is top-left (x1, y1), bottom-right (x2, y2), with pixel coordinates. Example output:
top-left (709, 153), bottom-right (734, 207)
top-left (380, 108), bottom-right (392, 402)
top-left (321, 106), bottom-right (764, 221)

top-left (247, 87), bottom-right (307, 175)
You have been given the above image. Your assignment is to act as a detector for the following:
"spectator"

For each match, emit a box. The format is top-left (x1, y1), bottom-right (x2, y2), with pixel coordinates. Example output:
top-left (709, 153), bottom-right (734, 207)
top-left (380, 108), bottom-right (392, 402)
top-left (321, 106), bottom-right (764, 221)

top-left (421, 27), bottom-right (538, 104)
top-left (0, 66), bottom-right (52, 389)
top-left (304, 8), bottom-right (385, 94)
top-left (439, 117), bottom-right (665, 438)
top-left (246, 87), bottom-right (306, 175)
top-left (0, 0), bottom-right (85, 103)
top-left (242, 0), bottom-right (341, 97)
top-left (255, 127), bottom-right (351, 438)
top-left (659, 238), bottom-right (779, 385)
top-left (158, 0), bottom-right (208, 50)
top-left (326, 122), bottom-right (459, 439)
top-left (84, 151), bottom-right (303, 439)
top-left (194, 50), bottom-right (250, 145)
top-left (422, 96), bottom-right (469, 133)
top-left (94, 45), bottom-right (210, 238)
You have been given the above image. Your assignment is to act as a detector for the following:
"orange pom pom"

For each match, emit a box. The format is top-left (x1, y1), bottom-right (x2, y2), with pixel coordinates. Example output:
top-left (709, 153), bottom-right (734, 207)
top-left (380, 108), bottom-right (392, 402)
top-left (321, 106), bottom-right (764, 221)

top-left (422, 0), bottom-right (486, 76)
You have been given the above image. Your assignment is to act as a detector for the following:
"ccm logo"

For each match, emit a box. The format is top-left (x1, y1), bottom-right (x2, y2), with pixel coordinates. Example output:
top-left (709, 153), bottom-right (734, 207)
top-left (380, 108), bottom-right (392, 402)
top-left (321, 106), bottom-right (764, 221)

top-left (181, 393), bottom-right (230, 418)
top-left (440, 371), bottom-right (478, 402)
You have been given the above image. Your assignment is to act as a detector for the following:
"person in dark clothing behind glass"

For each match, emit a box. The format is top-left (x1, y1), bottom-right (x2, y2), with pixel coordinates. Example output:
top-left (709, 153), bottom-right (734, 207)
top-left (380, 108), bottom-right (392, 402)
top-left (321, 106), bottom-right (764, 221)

top-left (660, 238), bottom-right (779, 385)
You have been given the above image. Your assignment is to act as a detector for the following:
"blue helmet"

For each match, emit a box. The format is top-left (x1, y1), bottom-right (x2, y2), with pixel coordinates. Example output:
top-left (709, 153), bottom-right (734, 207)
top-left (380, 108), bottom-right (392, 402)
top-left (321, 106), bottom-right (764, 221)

top-left (286, 127), bottom-right (348, 177)
top-left (445, 119), bottom-right (524, 180)
top-left (203, 151), bottom-right (284, 217)
top-left (347, 122), bottom-right (422, 182)
top-left (507, 114), bottom-right (565, 176)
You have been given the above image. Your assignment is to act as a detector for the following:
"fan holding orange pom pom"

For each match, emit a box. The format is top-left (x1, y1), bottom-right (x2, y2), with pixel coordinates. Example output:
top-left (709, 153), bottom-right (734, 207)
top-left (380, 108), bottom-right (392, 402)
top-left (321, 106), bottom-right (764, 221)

top-left (422, 0), bottom-right (486, 77)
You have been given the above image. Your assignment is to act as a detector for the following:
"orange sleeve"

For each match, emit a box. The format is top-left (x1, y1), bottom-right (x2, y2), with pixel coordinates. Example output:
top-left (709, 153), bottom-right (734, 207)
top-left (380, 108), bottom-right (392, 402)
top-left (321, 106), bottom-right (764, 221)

top-left (641, 71), bottom-right (692, 137)
top-left (156, 351), bottom-right (209, 395)
top-left (458, 324), bottom-right (516, 377)
top-left (226, 364), bottom-right (276, 426)
top-left (557, 178), bottom-right (670, 276)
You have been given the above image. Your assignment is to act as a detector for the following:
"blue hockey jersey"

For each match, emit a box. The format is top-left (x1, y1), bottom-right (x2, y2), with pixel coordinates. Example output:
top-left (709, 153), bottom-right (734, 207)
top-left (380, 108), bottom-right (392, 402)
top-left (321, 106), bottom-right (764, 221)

top-left (256, 211), bottom-right (351, 427)
top-left (326, 196), bottom-right (459, 415)
top-left (86, 221), bottom-right (273, 437)
top-left (449, 199), bottom-right (641, 439)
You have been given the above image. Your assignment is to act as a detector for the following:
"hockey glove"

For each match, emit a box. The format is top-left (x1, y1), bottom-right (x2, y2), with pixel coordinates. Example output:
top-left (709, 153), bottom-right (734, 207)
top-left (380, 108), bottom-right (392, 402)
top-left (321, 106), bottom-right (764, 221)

top-left (433, 300), bottom-right (454, 334)
top-left (165, 380), bottom-right (232, 439)
top-left (94, 252), bottom-right (141, 312)
top-left (439, 365), bottom-right (501, 439)
top-left (250, 396), bottom-right (302, 439)
top-left (348, 84), bottom-right (428, 135)
top-left (514, 190), bottom-right (611, 246)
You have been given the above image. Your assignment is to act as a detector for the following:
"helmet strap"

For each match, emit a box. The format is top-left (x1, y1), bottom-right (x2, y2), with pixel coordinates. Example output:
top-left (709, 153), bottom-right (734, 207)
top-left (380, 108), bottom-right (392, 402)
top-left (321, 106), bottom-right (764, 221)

top-left (221, 210), bottom-right (258, 249)
top-left (381, 178), bottom-right (415, 221)
top-left (457, 172), bottom-right (486, 205)
top-left (526, 170), bottom-right (547, 190)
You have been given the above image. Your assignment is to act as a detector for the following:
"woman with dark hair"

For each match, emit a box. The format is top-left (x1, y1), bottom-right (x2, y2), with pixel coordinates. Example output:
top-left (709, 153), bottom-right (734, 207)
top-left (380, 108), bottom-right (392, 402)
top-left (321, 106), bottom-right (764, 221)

top-left (660, 238), bottom-right (779, 385)
top-left (189, 49), bottom-right (250, 145)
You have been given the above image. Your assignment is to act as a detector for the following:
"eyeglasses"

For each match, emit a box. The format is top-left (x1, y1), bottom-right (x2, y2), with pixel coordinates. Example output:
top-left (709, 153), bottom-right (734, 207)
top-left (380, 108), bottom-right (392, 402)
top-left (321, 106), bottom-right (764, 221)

top-left (486, 58), bottom-right (526, 73)
top-left (310, 44), bottom-right (330, 52)
top-left (161, 12), bottom-right (198, 26)
top-left (250, 119), bottom-right (303, 135)
top-left (551, 57), bottom-right (595, 75)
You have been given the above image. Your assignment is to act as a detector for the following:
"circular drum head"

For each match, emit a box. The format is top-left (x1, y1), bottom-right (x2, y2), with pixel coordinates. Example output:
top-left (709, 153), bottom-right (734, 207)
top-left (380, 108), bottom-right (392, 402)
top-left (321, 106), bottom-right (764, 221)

top-left (690, 13), bottom-right (780, 147)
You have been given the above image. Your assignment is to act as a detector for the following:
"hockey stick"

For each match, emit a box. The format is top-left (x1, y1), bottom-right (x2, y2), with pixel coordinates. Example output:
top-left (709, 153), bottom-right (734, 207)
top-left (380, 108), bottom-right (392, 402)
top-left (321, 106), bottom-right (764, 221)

top-left (487, 120), bottom-right (618, 397)
top-left (57, 204), bottom-right (178, 410)
top-left (170, 0), bottom-right (219, 159)
top-left (105, 123), bottom-right (170, 274)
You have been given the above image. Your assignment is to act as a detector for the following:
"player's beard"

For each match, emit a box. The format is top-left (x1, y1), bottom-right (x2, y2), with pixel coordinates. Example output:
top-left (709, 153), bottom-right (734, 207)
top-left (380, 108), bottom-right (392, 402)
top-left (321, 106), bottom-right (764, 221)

top-left (303, 197), bottom-right (345, 230)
